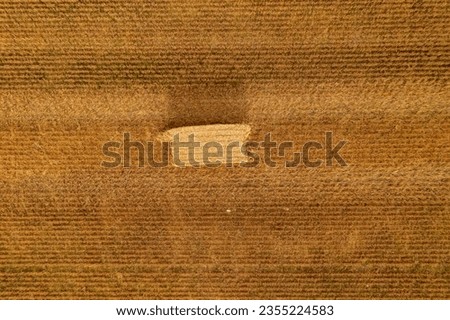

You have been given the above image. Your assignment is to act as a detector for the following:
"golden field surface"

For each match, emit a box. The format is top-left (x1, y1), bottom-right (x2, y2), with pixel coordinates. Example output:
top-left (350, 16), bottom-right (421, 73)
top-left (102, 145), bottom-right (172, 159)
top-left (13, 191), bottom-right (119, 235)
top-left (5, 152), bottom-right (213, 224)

top-left (0, 1), bottom-right (449, 299)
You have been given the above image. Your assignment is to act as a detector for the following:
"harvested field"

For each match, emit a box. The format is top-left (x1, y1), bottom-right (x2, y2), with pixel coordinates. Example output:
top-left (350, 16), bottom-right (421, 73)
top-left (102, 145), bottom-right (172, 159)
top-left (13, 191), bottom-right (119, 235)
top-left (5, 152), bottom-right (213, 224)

top-left (0, 1), bottom-right (449, 299)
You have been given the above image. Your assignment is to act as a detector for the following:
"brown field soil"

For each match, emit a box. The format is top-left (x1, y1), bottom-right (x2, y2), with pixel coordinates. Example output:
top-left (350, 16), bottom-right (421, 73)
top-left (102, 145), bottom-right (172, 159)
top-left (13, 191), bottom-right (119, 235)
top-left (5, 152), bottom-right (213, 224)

top-left (0, 1), bottom-right (449, 299)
